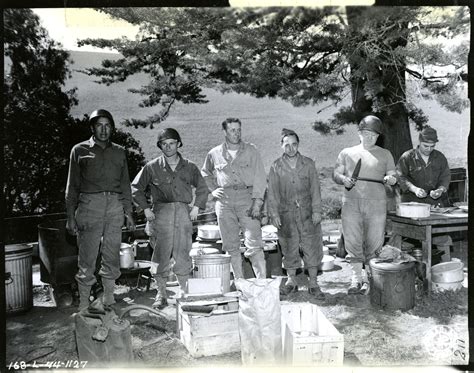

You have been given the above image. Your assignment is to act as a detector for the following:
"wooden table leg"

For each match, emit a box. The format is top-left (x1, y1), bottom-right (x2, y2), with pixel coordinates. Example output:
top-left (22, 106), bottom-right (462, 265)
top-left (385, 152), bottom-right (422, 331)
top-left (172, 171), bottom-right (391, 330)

top-left (422, 225), bottom-right (432, 293)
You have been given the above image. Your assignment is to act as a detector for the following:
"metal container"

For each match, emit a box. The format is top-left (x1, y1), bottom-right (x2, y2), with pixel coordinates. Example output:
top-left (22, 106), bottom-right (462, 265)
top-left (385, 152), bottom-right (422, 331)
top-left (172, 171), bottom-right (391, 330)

top-left (5, 244), bottom-right (33, 314)
top-left (369, 259), bottom-right (415, 311)
top-left (120, 243), bottom-right (135, 269)
top-left (431, 261), bottom-right (464, 283)
top-left (318, 255), bottom-right (335, 271)
top-left (197, 224), bottom-right (221, 240)
top-left (396, 202), bottom-right (431, 218)
top-left (38, 219), bottom-right (78, 286)
top-left (193, 254), bottom-right (231, 293)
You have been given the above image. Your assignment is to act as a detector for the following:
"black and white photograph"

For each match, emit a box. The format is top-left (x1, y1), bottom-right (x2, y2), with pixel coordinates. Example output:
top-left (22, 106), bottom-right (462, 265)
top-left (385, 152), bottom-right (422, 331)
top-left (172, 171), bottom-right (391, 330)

top-left (3, 2), bottom-right (471, 371)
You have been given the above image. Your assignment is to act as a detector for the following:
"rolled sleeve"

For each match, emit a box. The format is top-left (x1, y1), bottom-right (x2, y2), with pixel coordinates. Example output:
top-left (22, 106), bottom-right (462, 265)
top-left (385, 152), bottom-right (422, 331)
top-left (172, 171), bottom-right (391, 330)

top-left (201, 153), bottom-right (218, 192)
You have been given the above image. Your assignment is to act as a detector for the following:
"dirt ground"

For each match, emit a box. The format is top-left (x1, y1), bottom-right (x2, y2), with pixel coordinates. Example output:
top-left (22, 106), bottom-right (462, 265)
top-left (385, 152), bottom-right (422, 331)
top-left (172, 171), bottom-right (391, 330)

top-left (6, 238), bottom-right (469, 370)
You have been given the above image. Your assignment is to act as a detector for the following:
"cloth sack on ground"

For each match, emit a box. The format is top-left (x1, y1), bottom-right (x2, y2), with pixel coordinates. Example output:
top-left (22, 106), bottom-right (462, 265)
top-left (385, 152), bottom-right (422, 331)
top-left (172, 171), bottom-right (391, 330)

top-left (235, 277), bottom-right (282, 365)
top-left (376, 244), bottom-right (416, 263)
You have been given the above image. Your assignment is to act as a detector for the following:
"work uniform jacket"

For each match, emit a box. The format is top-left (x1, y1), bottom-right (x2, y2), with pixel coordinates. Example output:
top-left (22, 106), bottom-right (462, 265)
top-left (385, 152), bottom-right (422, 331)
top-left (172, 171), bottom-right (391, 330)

top-left (267, 152), bottom-right (323, 269)
top-left (131, 153), bottom-right (209, 276)
top-left (397, 147), bottom-right (451, 206)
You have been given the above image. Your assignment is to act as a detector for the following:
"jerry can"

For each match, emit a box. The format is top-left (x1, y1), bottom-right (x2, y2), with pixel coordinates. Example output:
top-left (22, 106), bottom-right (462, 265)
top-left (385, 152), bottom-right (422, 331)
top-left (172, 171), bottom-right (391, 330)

top-left (74, 307), bottom-right (133, 364)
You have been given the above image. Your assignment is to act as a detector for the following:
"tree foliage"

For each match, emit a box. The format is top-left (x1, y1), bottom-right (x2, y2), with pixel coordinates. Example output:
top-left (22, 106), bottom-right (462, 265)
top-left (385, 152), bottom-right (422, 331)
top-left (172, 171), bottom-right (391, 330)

top-left (79, 6), bottom-right (469, 159)
top-left (4, 9), bottom-right (145, 217)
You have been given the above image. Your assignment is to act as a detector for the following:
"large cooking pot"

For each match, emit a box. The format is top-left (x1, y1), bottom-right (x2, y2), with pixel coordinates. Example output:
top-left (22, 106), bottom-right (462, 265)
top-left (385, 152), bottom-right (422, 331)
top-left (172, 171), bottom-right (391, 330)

top-left (120, 243), bottom-right (135, 269)
top-left (197, 224), bottom-right (221, 240)
top-left (396, 202), bottom-right (431, 218)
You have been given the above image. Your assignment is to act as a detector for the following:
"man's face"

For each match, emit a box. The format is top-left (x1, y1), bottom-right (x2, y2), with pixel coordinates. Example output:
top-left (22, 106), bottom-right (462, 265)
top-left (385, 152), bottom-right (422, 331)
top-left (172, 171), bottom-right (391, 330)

top-left (159, 138), bottom-right (179, 158)
top-left (91, 117), bottom-right (113, 143)
top-left (281, 135), bottom-right (299, 157)
top-left (419, 141), bottom-right (436, 156)
top-left (224, 122), bottom-right (241, 145)
top-left (358, 130), bottom-right (379, 147)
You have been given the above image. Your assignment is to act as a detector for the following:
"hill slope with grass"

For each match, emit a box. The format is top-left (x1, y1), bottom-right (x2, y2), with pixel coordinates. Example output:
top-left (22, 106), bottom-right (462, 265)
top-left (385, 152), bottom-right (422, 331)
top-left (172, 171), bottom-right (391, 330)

top-left (66, 51), bottom-right (469, 173)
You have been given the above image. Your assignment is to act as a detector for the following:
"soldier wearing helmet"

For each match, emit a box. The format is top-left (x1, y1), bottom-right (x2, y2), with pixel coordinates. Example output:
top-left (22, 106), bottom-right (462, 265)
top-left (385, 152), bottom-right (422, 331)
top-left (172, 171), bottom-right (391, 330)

top-left (333, 115), bottom-right (397, 295)
top-left (131, 128), bottom-right (209, 309)
top-left (65, 109), bottom-right (135, 310)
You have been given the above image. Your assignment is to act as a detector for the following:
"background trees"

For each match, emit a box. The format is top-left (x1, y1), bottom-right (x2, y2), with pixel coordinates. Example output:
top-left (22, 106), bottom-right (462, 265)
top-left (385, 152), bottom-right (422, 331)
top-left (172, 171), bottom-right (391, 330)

top-left (80, 6), bottom-right (469, 162)
top-left (4, 8), bottom-right (145, 217)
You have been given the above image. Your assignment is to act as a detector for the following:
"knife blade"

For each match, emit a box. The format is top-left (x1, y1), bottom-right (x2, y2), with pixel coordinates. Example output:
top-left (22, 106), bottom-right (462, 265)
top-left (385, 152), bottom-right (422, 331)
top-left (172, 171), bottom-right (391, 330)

top-left (345, 159), bottom-right (362, 190)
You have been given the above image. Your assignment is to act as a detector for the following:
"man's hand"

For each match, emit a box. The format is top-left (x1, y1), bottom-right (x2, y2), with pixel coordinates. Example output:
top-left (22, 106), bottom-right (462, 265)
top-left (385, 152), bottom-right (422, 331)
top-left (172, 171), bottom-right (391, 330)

top-left (211, 187), bottom-right (225, 200)
top-left (271, 216), bottom-right (281, 229)
top-left (312, 212), bottom-right (322, 225)
top-left (249, 198), bottom-right (264, 220)
top-left (66, 217), bottom-right (78, 236)
top-left (144, 208), bottom-right (155, 222)
top-left (384, 175), bottom-right (397, 186)
top-left (412, 187), bottom-right (427, 198)
top-left (189, 206), bottom-right (199, 221)
top-left (126, 213), bottom-right (136, 231)
top-left (342, 176), bottom-right (356, 189)
top-left (430, 189), bottom-right (443, 200)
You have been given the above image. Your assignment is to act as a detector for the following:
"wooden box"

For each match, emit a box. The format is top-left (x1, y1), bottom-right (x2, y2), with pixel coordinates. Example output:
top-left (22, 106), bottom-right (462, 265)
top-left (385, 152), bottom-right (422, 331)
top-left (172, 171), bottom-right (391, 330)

top-left (177, 296), bottom-right (240, 357)
top-left (280, 302), bottom-right (344, 365)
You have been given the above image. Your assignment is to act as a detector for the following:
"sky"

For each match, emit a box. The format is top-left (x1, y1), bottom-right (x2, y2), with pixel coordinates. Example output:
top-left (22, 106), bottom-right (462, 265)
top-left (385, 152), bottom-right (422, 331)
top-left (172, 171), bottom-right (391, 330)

top-left (32, 8), bottom-right (139, 52)
top-left (32, 3), bottom-right (374, 52)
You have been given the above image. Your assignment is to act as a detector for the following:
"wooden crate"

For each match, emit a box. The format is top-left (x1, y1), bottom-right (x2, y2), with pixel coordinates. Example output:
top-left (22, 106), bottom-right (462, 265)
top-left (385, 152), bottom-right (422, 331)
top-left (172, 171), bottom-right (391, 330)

top-left (280, 302), bottom-right (344, 365)
top-left (177, 296), bottom-right (240, 357)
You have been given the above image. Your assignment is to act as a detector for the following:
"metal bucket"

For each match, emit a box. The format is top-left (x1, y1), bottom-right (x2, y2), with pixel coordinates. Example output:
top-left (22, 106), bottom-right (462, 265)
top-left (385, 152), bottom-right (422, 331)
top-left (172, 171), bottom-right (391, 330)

top-left (369, 259), bottom-right (416, 311)
top-left (5, 244), bottom-right (33, 314)
top-left (193, 254), bottom-right (231, 293)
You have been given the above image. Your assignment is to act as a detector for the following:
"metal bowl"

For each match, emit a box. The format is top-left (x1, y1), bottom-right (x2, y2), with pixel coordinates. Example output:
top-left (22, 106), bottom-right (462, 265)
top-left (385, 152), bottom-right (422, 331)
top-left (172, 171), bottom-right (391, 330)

top-left (431, 261), bottom-right (464, 283)
top-left (318, 255), bottom-right (335, 271)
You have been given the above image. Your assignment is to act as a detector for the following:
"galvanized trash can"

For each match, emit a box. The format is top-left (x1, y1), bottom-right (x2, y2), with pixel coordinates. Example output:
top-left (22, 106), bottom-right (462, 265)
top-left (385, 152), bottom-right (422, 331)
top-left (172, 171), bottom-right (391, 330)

top-left (193, 254), bottom-right (231, 293)
top-left (369, 258), bottom-right (415, 311)
top-left (5, 243), bottom-right (33, 314)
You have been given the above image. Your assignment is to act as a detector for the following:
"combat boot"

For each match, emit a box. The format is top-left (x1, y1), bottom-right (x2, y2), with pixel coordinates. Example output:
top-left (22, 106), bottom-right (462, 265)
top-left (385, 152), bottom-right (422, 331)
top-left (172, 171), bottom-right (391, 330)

top-left (281, 269), bottom-right (298, 295)
top-left (77, 283), bottom-right (92, 311)
top-left (308, 267), bottom-right (325, 300)
top-left (153, 276), bottom-right (168, 309)
top-left (101, 278), bottom-right (116, 306)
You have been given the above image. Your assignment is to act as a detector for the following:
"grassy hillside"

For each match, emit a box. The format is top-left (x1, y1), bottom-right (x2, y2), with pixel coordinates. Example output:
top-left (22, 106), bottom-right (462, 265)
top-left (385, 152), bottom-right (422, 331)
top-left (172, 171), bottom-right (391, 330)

top-left (66, 50), bottom-right (469, 175)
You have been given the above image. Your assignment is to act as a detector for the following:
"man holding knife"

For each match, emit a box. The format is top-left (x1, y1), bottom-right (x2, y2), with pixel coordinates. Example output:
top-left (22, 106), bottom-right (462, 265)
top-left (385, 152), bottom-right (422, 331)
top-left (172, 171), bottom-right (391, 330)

top-left (333, 115), bottom-right (397, 294)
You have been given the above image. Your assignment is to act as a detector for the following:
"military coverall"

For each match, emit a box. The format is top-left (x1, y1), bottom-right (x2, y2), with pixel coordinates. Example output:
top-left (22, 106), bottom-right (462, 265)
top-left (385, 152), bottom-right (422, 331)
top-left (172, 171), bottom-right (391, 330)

top-left (267, 152), bottom-right (324, 281)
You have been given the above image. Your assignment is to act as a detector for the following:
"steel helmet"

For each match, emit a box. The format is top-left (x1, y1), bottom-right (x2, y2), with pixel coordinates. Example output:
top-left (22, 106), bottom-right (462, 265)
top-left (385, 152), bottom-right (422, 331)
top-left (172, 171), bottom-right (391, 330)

top-left (157, 128), bottom-right (183, 148)
top-left (89, 109), bottom-right (115, 128)
top-left (358, 115), bottom-right (383, 134)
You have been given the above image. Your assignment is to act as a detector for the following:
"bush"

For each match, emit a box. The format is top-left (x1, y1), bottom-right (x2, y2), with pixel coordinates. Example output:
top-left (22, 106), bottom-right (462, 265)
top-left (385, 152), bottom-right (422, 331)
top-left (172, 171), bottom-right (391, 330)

top-left (321, 196), bottom-right (342, 220)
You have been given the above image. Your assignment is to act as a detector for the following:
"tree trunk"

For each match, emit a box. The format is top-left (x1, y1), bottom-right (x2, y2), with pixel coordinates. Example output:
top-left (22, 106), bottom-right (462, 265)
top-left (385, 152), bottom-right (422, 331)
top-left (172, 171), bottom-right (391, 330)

top-left (346, 6), bottom-right (413, 163)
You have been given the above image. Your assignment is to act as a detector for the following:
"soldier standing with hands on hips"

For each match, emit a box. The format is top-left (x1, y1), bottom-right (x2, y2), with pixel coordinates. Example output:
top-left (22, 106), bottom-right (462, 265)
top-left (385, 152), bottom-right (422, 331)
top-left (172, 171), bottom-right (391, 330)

top-left (132, 128), bottom-right (209, 309)
top-left (201, 118), bottom-right (267, 281)
top-left (66, 109), bottom-right (135, 310)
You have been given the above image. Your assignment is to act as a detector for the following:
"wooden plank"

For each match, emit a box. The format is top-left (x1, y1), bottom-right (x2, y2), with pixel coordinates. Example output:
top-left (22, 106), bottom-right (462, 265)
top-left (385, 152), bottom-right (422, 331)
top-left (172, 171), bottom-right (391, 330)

top-left (390, 222), bottom-right (427, 241)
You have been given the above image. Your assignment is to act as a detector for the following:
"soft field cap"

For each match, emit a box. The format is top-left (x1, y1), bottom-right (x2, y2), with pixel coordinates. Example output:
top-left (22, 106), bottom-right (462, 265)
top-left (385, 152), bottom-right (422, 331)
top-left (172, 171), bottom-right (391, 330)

top-left (419, 126), bottom-right (438, 142)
